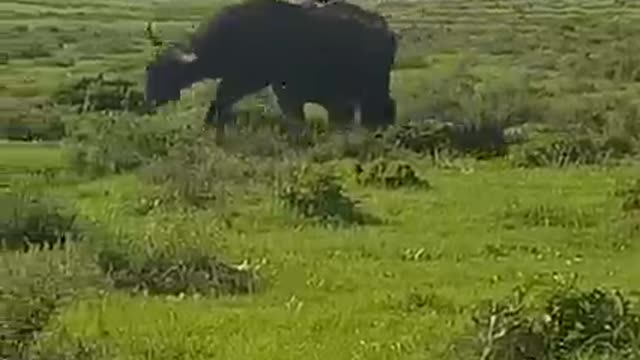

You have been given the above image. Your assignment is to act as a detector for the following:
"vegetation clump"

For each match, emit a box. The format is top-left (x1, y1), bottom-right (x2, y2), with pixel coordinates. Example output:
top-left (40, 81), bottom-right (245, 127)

top-left (382, 119), bottom-right (509, 160)
top-left (460, 279), bottom-right (640, 360)
top-left (278, 163), bottom-right (372, 225)
top-left (51, 74), bottom-right (149, 114)
top-left (0, 246), bottom-right (103, 359)
top-left (614, 179), bottom-right (640, 212)
top-left (355, 157), bottom-right (429, 189)
top-left (141, 133), bottom-right (291, 209)
top-left (96, 245), bottom-right (259, 296)
top-left (63, 112), bottom-right (192, 176)
top-left (0, 192), bottom-right (82, 251)
top-left (511, 132), bottom-right (636, 168)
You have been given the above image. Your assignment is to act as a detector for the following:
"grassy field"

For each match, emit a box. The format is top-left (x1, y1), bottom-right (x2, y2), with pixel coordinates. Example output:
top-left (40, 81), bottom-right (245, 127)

top-left (2, 0), bottom-right (640, 359)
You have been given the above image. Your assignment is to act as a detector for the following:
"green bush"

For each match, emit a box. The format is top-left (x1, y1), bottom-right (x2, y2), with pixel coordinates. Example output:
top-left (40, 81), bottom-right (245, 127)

top-left (0, 245), bottom-right (104, 359)
top-left (614, 179), bottom-right (640, 212)
top-left (510, 132), bottom-right (636, 168)
top-left (0, 192), bottom-right (83, 251)
top-left (545, 287), bottom-right (640, 358)
top-left (140, 134), bottom-right (289, 209)
top-left (355, 158), bottom-right (429, 189)
top-left (309, 129), bottom-right (390, 163)
top-left (460, 280), bottom-right (640, 360)
top-left (1, 106), bottom-right (67, 141)
top-left (96, 243), bottom-right (260, 297)
top-left (382, 119), bottom-right (508, 160)
top-left (277, 163), bottom-right (374, 225)
top-left (63, 112), bottom-right (195, 176)
top-left (51, 74), bottom-right (150, 114)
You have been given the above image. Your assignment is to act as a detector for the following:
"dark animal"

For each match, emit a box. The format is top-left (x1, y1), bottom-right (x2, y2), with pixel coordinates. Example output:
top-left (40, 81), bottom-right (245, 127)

top-left (144, 0), bottom-right (397, 144)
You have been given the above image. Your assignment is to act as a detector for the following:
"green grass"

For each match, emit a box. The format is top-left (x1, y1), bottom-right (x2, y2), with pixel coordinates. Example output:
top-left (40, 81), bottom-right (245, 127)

top-left (3, 0), bottom-right (640, 358)
top-left (22, 161), bottom-right (640, 359)
top-left (0, 140), bottom-right (66, 189)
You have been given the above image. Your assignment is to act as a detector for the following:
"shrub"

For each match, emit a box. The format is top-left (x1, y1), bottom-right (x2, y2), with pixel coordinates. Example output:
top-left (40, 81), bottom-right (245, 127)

top-left (51, 74), bottom-right (150, 114)
top-left (458, 279), bottom-right (640, 360)
top-left (614, 179), bottom-right (640, 212)
top-left (0, 192), bottom-right (83, 251)
top-left (309, 129), bottom-right (390, 163)
top-left (277, 163), bottom-right (373, 225)
top-left (1, 106), bottom-right (67, 141)
top-left (96, 243), bottom-right (260, 297)
top-left (140, 134), bottom-right (288, 209)
top-left (355, 158), bottom-right (429, 189)
top-left (510, 131), bottom-right (635, 168)
top-left (63, 112), bottom-right (194, 176)
top-left (544, 287), bottom-right (640, 358)
top-left (0, 245), bottom-right (104, 358)
top-left (382, 119), bottom-right (508, 160)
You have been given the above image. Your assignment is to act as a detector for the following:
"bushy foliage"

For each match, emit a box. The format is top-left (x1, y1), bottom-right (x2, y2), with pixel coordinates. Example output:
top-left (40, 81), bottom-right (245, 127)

top-left (544, 287), bottom-right (640, 358)
top-left (1, 105), bottom-right (67, 141)
top-left (140, 133), bottom-right (291, 209)
top-left (0, 245), bottom-right (104, 359)
top-left (277, 163), bottom-right (372, 225)
top-left (510, 131), bottom-right (636, 168)
top-left (96, 242), bottom-right (260, 296)
top-left (51, 74), bottom-right (149, 114)
top-left (614, 179), bottom-right (640, 212)
top-left (355, 158), bottom-right (429, 189)
top-left (382, 119), bottom-right (509, 160)
top-left (0, 192), bottom-right (83, 251)
top-left (309, 129), bottom-right (390, 163)
top-left (63, 112), bottom-right (195, 176)
top-left (459, 278), bottom-right (640, 360)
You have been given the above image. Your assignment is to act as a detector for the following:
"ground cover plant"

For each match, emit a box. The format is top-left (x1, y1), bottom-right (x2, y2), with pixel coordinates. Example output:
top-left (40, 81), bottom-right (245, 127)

top-left (2, 0), bottom-right (640, 358)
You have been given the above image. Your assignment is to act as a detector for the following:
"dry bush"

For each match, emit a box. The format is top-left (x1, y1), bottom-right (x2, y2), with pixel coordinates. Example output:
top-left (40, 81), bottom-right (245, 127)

top-left (354, 158), bottom-right (430, 189)
top-left (510, 131), bottom-right (636, 168)
top-left (454, 276), bottom-right (640, 360)
top-left (96, 245), bottom-right (259, 297)
top-left (382, 119), bottom-right (509, 160)
top-left (140, 132), bottom-right (294, 209)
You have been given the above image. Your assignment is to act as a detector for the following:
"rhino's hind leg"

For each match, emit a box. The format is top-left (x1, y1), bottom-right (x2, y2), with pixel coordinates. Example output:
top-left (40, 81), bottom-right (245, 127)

top-left (272, 84), bottom-right (307, 142)
top-left (326, 101), bottom-right (357, 133)
top-left (211, 78), bottom-right (267, 145)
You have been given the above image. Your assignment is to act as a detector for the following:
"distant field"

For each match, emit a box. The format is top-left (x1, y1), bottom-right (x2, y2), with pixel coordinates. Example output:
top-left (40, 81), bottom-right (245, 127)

top-left (3, 0), bottom-right (640, 127)
top-left (2, 0), bottom-right (640, 359)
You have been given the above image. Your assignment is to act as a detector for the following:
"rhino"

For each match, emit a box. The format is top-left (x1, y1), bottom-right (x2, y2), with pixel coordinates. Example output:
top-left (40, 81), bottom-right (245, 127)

top-left (145, 0), bottom-right (397, 144)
